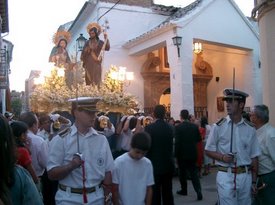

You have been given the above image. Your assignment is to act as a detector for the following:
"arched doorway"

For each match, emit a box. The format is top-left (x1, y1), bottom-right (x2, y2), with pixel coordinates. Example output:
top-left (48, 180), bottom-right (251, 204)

top-left (141, 49), bottom-right (170, 115)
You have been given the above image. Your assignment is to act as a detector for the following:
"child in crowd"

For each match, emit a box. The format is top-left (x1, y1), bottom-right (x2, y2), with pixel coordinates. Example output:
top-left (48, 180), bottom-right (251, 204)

top-left (10, 121), bottom-right (38, 184)
top-left (112, 132), bottom-right (154, 205)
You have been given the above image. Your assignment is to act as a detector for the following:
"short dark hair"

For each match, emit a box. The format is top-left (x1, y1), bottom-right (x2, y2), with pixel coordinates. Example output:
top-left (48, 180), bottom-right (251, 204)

top-left (10, 121), bottom-right (28, 147)
top-left (200, 116), bottom-right (208, 128)
top-left (10, 121), bottom-right (28, 137)
top-left (153, 105), bottom-right (166, 119)
top-left (19, 112), bottom-right (37, 128)
top-left (37, 112), bottom-right (50, 125)
top-left (131, 132), bottom-right (151, 151)
top-left (253, 104), bottom-right (269, 123)
top-left (180, 109), bottom-right (189, 120)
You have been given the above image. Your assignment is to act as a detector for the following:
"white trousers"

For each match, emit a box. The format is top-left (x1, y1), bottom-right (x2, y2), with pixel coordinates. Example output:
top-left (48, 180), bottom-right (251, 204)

top-left (217, 171), bottom-right (252, 205)
top-left (55, 187), bottom-right (104, 205)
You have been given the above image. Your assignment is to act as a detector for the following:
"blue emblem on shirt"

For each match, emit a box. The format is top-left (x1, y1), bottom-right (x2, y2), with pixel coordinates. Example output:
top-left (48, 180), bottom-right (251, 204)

top-left (243, 143), bottom-right (248, 150)
top-left (97, 157), bottom-right (104, 166)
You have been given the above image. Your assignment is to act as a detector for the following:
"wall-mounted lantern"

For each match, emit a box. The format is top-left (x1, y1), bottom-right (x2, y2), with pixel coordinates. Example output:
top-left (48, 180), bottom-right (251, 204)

top-left (172, 36), bottom-right (182, 57)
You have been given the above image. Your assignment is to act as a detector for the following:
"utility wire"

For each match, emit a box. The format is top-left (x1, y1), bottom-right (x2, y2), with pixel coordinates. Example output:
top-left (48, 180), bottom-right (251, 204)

top-left (98, 0), bottom-right (121, 21)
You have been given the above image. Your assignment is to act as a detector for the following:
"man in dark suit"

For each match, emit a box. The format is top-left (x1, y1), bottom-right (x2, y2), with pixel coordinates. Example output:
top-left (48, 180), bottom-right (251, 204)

top-left (145, 105), bottom-right (175, 205)
top-left (175, 109), bottom-right (203, 200)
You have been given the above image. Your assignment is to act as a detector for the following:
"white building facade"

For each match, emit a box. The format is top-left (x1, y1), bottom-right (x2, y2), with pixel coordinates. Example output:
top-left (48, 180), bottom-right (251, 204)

top-left (65, 0), bottom-right (261, 123)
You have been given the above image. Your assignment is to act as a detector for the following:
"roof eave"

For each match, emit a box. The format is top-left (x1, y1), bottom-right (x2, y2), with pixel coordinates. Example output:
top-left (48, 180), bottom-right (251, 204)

top-left (123, 22), bottom-right (177, 49)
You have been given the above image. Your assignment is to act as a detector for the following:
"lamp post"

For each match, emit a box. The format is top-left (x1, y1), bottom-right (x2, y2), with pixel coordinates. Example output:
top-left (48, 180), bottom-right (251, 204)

top-left (74, 34), bottom-right (87, 86)
top-left (76, 34), bottom-right (87, 52)
top-left (172, 36), bottom-right (182, 57)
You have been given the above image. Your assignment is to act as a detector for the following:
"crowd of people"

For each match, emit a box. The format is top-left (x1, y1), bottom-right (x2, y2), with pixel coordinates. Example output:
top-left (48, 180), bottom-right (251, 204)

top-left (0, 88), bottom-right (274, 205)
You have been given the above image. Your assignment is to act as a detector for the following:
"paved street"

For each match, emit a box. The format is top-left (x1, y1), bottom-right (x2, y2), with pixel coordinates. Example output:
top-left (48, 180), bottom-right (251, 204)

top-left (173, 167), bottom-right (218, 205)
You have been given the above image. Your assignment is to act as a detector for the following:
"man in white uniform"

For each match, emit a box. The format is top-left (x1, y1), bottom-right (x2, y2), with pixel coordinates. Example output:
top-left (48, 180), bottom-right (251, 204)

top-left (205, 88), bottom-right (261, 205)
top-left (19, 111), bottom-right (48, 179)
top-left (37, 112), bottom-right (72, 205)
top-left (250, 104), bottom-right (275, 205)
top-left (47, 97), bottom-right (114, 205)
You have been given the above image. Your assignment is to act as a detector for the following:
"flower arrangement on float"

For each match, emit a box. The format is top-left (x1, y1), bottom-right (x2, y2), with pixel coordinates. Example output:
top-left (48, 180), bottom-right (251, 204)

top-left (30, 65), bottom-right (139, 114)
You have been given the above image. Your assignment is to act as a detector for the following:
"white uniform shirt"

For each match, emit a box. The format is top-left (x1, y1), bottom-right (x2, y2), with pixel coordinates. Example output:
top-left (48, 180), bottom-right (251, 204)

top-left (112, 153), bottom-right (154, 205)
top-left (47, 124), bottom-right (114, 188)
top-left (205, 116), bottom-right (261, 166)
top-left (256, 123), bottom-right (275, 175)
top-left (27, 130), bottom-right (48, 176)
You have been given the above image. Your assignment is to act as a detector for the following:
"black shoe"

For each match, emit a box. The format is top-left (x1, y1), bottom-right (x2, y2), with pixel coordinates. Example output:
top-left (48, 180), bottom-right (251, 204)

top-left (177, 190), bottom-right (187, 195)
top-left (197, 192), bottom-right (203, 200)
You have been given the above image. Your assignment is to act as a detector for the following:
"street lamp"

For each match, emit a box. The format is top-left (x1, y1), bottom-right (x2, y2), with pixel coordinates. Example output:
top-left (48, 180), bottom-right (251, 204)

top-left (74, 34), bottom-right (87, 86)
top-left (172, 36), bottom-right (182, 57)
top-left (76, 34), bottom-right (87, 52)
top-left (74, 34), bottom-right (87, 63)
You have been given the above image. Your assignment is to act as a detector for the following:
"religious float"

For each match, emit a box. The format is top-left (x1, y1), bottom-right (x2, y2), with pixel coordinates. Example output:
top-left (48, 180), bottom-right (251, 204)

top-left (30, 65), bottom-right (139, 115)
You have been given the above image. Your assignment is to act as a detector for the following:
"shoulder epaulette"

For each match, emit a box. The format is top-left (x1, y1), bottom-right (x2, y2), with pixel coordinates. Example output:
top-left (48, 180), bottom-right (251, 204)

top-left (244, 118), bottom-right (254, 127)
top-left (216, 118), bottom-right (226, 126)
top-left (58, 127), bottom-right (71, 138)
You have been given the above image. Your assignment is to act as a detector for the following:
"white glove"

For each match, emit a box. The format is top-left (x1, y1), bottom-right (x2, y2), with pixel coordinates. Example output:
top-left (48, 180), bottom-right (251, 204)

top-left (120, 115), bottom-right (127, 122)
top-left (50, 114), bottom-right (60, 122)
top-left (99, 115), bottom-right (109, 121)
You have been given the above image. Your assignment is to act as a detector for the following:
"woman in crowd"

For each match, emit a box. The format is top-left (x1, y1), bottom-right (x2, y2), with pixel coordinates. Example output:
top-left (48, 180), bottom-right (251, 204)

top-left (194, 119), bottom-right (204, 177)
top-left (201, 116), bottom-right (212, 175)
top-left (0, 114), bottom-right (43, 205)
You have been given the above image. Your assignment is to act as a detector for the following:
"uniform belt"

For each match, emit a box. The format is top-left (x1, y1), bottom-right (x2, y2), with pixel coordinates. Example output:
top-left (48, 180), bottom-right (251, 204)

top-left (58, 184), bottom-right (101, 194)
top-left (218, 165), bottom-right (251, 174)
